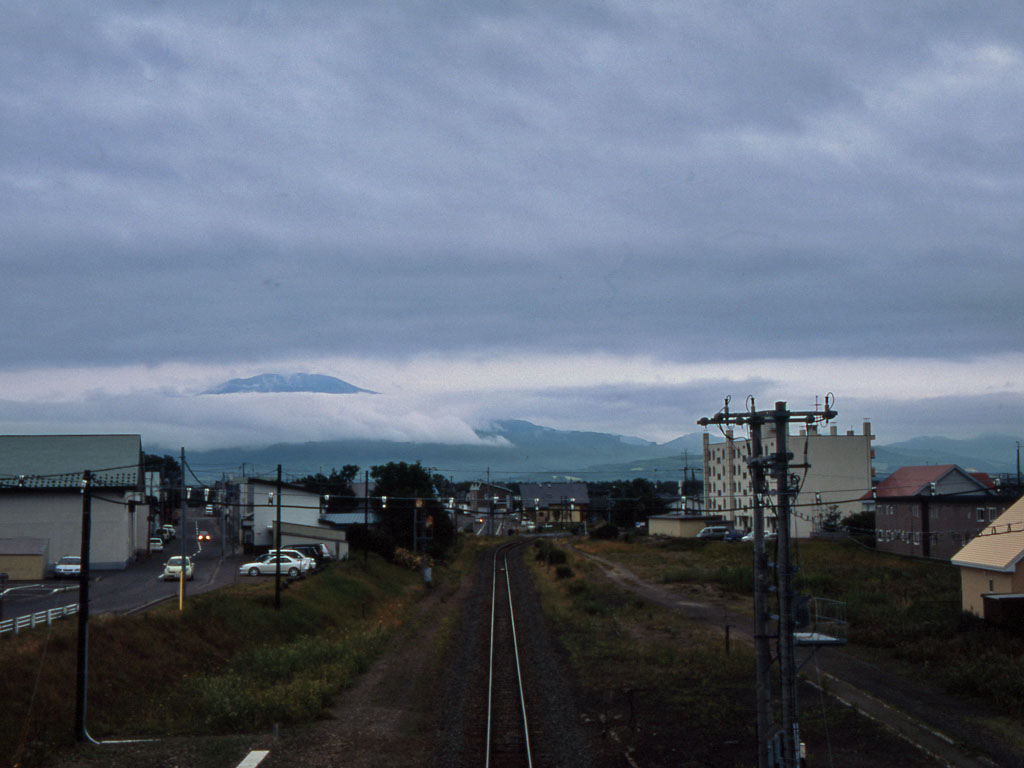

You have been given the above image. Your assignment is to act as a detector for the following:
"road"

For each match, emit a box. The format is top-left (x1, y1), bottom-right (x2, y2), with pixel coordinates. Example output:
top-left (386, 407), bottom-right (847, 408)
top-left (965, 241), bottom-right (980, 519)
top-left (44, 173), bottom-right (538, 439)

top-left (1, 518), bottom-right (245, 622)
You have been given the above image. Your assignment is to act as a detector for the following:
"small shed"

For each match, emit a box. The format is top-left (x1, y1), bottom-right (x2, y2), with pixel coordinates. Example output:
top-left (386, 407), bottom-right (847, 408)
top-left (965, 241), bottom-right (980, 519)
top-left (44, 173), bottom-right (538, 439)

top-left (648, 515), bottom-right (725, 539)
top-left (0, 537), bottom-right (50, 581)
top-left (981, 593), bottom-right (1024, 629)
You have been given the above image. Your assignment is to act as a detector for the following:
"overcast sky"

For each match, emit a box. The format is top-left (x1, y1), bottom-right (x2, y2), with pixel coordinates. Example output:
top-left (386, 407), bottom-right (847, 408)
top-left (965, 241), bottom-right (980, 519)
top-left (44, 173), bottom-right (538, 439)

top-left (2, 1), bottom-right (1023, 450)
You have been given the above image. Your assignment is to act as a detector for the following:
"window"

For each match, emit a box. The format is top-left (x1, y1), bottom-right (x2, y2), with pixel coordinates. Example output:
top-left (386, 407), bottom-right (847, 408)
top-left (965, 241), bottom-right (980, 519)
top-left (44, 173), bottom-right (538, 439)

top-left (989, 507), bottom-right (997, 521)
top-left (976, 508), bottom-right (986, 523)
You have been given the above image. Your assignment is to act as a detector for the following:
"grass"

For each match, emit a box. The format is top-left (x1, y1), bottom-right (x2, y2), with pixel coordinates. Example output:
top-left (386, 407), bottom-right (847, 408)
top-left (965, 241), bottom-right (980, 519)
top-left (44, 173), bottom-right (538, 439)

top-left (573, 535), bottom-right (1024, 718)
top-left (526, 539), bottom-right (936, 766)
top-left (0, 548), bottom-right (472, 768)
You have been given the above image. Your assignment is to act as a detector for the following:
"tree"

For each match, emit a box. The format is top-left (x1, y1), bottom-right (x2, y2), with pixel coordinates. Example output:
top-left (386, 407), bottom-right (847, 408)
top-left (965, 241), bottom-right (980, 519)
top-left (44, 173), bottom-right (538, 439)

top-left (370, 462), bottom-right (455, 558)
top-left (841, 510), bottom-right (875, 547)
top-left (144, 453), bottom-right (181, 485)
top-left (295, 465), bottom-right (361, 514)
top-left (608, 479), bottom-right (668, 528)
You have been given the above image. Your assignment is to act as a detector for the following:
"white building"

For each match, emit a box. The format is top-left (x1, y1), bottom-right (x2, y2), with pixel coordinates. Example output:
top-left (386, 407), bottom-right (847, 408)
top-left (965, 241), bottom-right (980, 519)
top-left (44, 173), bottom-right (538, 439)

top-left (239, 477), bottom-right (348, 559)
top-left (0, 435), bottom-right (148, 571)
top-left (702, 421), bottom-right (874, 538)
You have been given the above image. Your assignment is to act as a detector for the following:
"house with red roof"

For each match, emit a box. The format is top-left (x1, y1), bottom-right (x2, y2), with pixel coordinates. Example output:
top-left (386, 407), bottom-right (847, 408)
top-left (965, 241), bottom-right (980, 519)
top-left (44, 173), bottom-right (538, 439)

top-left (873, 465), bottom-right (1008, 560)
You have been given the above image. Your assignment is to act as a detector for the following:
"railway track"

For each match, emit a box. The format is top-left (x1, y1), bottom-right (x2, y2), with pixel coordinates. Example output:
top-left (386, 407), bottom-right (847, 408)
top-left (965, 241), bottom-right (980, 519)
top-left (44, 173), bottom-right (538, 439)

top-left (436, 539), bottom-right (600, 768)
top-left (485, 543), bottom-right (532, 768)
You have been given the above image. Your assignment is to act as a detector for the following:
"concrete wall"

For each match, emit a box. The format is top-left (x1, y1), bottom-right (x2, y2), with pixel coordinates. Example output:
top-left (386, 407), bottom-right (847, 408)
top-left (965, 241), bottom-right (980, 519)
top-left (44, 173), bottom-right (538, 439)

top-left (0, 491), bottom-right (138, 570)
top-left (960, 566), bottom-right (1024, 616)
top-left (648, 516), bottom-right (714, 538)
top-left (279, 521), bottom-right (349, 560)
top-left (245, 481), bottom-right (325, 548)
top-left (0, 553), bottom-right (47, 581)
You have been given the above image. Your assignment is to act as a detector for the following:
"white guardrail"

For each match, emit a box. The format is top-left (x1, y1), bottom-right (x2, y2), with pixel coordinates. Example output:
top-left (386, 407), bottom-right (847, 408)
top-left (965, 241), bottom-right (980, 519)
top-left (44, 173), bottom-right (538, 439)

top-left (0, 604), bottom-right (79, 636)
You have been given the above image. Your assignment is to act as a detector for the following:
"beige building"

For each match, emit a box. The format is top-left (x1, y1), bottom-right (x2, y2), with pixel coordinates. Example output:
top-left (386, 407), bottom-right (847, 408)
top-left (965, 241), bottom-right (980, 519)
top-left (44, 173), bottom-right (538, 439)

top-left (952, 498), bottom-right (1024, 617)
top-left (702, 421), bottom-right (874, 537)
top-left (648, 514), bottom-right (724, 538)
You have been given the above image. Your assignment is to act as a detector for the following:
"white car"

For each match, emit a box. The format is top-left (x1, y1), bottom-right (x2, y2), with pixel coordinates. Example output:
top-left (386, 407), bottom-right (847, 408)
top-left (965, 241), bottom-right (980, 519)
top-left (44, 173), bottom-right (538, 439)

top-left (240, 555), bottom-right (304, 578)
top-left (162, 556), bottom-right (195, 581)
top-left (54, 555), bottom-right (81, 578)
top-left (263, 549), bottom-right (314, 572)
top-left (149, 536), bottom-right (164, 552)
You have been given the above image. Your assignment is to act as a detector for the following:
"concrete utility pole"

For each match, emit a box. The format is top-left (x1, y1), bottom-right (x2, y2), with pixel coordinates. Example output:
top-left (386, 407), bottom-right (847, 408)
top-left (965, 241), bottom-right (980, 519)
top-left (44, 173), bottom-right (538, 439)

top-left (275, 464), bottom-right (282, 611)
top-left (180, 448), bottom-right (188, 603)
top-left (363, 469), bottom-right (369, 567)
top-left (74, 470), bottom-right (92, 742)
top-left (699, 397), bottom-right (837, 768)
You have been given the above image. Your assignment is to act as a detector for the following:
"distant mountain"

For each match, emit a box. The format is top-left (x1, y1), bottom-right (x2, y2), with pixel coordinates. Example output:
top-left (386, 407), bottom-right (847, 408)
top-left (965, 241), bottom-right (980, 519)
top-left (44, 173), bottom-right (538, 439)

top-left (154, 419), bottom-right (1021, 485)
top-left (202, 373), bottom-right (376, 395)
top-left (165, 419), bottom-right (702, 483)
top-left (873, 433), bottom-right (1021, 476)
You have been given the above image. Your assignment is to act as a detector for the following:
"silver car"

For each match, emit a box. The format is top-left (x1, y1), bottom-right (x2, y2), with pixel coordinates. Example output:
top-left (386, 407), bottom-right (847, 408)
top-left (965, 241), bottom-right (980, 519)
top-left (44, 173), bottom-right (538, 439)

top-left (240, 555), bottom-right (304, 578)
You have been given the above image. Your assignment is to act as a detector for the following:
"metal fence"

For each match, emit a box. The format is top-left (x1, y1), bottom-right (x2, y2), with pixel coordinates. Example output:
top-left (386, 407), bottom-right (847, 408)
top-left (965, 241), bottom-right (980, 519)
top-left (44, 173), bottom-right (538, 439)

top-left (0, 603), bottom-right (79, 636)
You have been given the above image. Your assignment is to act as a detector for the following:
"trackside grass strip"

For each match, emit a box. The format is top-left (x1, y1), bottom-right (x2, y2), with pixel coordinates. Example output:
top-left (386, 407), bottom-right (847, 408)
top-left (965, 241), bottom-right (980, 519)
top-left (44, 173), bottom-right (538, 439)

top-left (0, 553), bottom-right (457, 767)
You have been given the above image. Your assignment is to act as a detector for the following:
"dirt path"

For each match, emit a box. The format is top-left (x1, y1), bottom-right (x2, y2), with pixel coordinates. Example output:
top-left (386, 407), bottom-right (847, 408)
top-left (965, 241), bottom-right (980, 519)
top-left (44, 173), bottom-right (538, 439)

top-left (571, 544), bottom-right (1023, 768)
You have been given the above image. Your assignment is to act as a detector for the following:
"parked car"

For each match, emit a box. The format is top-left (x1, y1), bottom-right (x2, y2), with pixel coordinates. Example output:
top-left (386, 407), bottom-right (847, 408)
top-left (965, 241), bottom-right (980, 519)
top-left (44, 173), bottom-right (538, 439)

top-left (740, 530), bottom-right (778, 543)
top-left (54, 555), bottom-right (81, 578)
top-left (161, 556), bottom-right (194, 581)
top-left (148, 536), bottom-right (164, 552)
top-left (263, 548), bottom-right (315, 572)
top-left (240, 555), bottom-right (304, 578)
top-left (288, 543), bottom-right (332, 565)
top-left (161, 524), bottom-right (176, 540)
top-left (696, 525), bottom-right (734, 540)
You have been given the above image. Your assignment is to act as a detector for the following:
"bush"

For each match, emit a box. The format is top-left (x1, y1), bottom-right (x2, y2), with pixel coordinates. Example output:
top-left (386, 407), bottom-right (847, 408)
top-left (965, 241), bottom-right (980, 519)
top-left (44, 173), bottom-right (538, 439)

top-left (555, 564), bottom-right (574, 579)
top-left (590, 523), bottom-right (619, 540)
top-left (546, 548), bottom-right (568, 566)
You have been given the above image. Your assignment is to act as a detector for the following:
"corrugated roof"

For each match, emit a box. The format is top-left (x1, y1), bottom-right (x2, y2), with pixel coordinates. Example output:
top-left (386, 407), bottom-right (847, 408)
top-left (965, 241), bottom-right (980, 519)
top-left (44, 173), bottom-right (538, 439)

top-left (952, 497), bottom-right (1024, 572)
top-left (0, 435), bottom-right (142, 489)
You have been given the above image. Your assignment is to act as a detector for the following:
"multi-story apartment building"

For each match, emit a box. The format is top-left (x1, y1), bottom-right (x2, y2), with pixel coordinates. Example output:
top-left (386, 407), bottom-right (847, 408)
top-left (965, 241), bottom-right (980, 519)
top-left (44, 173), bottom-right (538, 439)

top-left (702, 421), bottom-right (874, 537)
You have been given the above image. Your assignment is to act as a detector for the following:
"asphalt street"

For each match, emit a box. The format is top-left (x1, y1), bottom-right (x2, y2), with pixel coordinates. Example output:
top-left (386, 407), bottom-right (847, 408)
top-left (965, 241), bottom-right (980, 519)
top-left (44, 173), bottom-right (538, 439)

top-left (1, 518), bottom-right (245, 623)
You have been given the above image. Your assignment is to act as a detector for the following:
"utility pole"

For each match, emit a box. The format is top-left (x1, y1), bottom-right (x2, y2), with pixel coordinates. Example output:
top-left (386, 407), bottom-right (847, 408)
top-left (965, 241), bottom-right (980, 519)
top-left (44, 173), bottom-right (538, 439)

top-left (179, 448), bottom-right (187, 603)
top-left (699, 397), bottom-right (836, 768)
top-left (74, 470), bottom-right (92, 742)
top-left (363, 469), bottom-right (369, 567)
top-left (274, 464), bottom-right (282, 611)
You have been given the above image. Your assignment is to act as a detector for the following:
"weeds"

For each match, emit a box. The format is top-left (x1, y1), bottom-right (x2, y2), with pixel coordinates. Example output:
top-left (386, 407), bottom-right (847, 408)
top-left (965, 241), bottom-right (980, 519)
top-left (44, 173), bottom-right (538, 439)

top-left (0, 553), bottom-right (448, 765)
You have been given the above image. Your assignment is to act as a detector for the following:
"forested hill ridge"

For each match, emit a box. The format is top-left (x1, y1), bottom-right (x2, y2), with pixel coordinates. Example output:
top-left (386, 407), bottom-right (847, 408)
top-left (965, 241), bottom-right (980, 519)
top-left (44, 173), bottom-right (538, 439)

top-left (150, 420), bottom-right (1021, 483)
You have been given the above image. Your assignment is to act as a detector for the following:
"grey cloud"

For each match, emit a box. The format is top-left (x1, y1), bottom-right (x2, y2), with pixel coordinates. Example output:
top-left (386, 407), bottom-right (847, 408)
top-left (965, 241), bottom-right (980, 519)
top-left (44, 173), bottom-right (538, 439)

top-left (2, 2), bottom-right (1023, 378)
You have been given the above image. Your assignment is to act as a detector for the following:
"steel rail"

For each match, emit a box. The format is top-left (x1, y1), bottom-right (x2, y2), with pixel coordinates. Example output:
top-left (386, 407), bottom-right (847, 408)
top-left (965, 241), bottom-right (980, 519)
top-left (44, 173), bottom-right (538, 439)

top-left (503, 550), bottom-right (533, 767)
top-left (485, 543), bottom-right (533, 768)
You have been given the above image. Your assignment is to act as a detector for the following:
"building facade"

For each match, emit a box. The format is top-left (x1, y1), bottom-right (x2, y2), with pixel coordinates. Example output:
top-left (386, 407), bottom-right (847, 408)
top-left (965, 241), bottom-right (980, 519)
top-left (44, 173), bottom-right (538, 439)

top-left (702, 421), bottom-right (874, 538)
top-left (874, 465), bottom-right (1008, 560)
top-left (0, 435), bottom-right (148, 571)
top-left (518, 482), bottom-right (589, 524)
